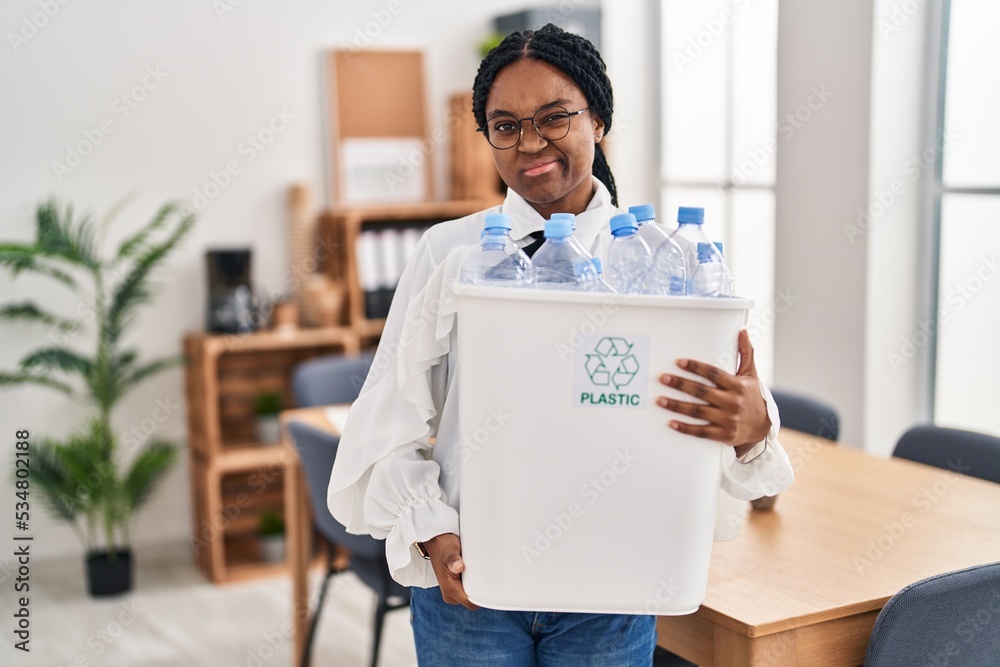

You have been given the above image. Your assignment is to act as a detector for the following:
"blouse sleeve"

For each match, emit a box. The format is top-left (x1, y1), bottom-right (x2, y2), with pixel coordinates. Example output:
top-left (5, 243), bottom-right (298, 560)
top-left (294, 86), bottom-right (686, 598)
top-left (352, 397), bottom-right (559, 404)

top-left (327, 234), bottom-right (469, 586)
top-left (718, 379), bottom-right (794, 500)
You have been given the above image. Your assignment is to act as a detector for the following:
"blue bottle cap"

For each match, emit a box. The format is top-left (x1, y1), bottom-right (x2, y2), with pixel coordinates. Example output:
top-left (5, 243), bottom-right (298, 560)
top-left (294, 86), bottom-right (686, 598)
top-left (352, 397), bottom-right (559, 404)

top-left (544, 217), bottom-right (573, 239)
top-left (609, 213), bottom-right (638, 236)
top-left (483, 212), bottom-right (512, 232)
top-left (628, 204), bottom-right (656, 223)
top-left (697, 242), bottom-right (717, 262)
top-left (551, 212), bottom-right (576, 231)
top-left (678, 207), bottom-right (705, 225)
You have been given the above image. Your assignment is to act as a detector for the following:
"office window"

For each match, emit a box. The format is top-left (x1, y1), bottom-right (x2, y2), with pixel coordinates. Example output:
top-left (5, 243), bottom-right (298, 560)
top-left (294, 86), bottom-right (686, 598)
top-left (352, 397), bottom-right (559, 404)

top-left (933, 0), bottom-right (1000, 435)
top-left (659, 0), bottom-right (778, 382)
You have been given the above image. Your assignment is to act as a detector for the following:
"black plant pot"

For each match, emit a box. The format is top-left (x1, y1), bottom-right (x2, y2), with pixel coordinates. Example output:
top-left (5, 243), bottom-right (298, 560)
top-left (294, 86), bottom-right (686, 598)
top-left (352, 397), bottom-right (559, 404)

top-left (86, 549), bottom-right (133, 597)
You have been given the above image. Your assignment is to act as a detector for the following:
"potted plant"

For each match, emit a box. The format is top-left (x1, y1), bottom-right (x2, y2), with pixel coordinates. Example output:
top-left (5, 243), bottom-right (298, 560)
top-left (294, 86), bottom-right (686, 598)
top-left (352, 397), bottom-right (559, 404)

top-left (253, 391), bottom-right (283, 444)
top-left (258, 509), bottom-right (285, 562)
top-left (0, 198), bottom-right (195, 596)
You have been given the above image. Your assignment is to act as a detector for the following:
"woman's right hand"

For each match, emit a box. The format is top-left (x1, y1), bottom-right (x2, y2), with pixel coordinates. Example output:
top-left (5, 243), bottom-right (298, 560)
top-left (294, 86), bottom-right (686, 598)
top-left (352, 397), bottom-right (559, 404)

top-left (423, 533), bottom-right (479, 611)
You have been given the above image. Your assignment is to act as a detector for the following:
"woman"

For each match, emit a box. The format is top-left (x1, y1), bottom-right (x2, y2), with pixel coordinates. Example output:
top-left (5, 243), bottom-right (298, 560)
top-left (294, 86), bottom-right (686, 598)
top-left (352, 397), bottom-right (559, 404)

top-left (329, 24), bottom-right (793, 666)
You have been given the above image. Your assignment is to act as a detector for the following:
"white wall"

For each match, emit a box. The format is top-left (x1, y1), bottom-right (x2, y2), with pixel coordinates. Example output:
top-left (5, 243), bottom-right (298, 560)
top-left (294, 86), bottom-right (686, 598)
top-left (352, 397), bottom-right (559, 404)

top-left (774, 0), bottom-right (875, 446)
top-left (0, 0), bottom-right (567, 561)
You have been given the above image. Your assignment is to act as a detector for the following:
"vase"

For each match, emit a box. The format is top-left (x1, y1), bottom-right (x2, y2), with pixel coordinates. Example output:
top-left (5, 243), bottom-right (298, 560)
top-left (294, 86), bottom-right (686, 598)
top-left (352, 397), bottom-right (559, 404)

top-left (86, 548), bottom-right (133, 597)
top-left (260, 535), bottom-right (285, 562)
top-left (255, 415), bottom-right (280, 444)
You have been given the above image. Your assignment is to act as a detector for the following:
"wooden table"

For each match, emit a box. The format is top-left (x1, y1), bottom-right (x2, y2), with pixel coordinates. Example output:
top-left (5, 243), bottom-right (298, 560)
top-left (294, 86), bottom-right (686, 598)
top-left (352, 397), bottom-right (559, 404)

top-left (657, 429), bottom-right (1000, 666)
top-left (280, 413), bottom-right (1000, 667)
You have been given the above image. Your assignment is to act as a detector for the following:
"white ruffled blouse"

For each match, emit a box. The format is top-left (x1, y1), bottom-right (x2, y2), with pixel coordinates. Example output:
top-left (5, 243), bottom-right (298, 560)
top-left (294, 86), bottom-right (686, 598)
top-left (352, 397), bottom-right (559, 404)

top-left (327, 178), bottom-right (794, 588)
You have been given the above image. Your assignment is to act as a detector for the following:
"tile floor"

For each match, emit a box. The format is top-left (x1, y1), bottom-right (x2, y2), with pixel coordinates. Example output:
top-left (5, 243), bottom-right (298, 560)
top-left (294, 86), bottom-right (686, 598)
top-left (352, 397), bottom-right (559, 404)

top-left (0, 543), bottom-right (418, 667)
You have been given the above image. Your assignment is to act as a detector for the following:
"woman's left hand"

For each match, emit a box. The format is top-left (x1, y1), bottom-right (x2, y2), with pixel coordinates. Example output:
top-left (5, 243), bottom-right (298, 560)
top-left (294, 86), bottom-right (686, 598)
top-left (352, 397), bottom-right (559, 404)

top-left (656, 329), bottom-right (771, 457)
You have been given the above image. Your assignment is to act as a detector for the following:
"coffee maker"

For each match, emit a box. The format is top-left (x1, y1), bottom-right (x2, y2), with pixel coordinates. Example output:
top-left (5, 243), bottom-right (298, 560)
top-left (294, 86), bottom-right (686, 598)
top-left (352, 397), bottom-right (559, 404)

top-left (205, 249), bottom-right (255, 333)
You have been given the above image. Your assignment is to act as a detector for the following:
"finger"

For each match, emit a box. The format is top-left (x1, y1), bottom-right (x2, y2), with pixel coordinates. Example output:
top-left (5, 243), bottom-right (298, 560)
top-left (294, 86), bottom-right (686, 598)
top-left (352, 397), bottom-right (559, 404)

top-left (674, 358), bottom-right (739, 390)
top-left (736, 330), bottom-right (758, 377)
top-left (446, 556), bottom-right (465, 575)
top-left (440, 575), bottom-right (480, 611)
top-left (438, 549), bottom-right (479, 611)
top-left (659, 373), bottom-right (728, 406)
top-left (656, 396), bottom-right (726, 424)
top-left (667, 419), bottom-right (730, 443)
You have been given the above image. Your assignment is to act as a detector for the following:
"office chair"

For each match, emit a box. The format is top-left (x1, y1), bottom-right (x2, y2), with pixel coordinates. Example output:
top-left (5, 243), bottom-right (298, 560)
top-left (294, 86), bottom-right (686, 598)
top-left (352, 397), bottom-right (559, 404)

top-left (769, 388), bottom-right (841, 441)
top-left (864, 561), bottom-right (1000, 666)
top-left (288, 420), bottom-right (409, 667)
top-left (893, 425), bottom-right (1000, 484)
top-left (292, 352), bottom-right (374, 408)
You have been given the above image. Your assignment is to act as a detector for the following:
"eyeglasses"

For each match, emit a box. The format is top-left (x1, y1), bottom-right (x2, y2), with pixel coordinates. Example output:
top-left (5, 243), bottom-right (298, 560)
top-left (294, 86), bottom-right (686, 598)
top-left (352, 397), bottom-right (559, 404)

top-left (477, 106), bottom-right (591, 150)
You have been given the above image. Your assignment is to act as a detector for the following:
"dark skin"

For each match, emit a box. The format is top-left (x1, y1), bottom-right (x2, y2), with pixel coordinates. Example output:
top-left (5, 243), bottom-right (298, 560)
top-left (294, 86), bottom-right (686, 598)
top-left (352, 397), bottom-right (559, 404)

top-left (484, 59), bottom-right (604, 220)
top-left (425, 59), bottom-right (771, 611)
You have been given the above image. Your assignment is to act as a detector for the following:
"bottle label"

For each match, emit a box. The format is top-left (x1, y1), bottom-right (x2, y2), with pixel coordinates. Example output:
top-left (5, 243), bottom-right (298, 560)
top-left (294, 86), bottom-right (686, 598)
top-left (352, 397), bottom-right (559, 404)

top-left (573, 335), bottom-right (650, 410)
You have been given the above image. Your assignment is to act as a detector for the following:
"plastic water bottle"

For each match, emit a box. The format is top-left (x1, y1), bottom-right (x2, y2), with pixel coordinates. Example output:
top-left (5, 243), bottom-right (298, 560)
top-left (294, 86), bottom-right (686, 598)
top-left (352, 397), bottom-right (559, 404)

top-left (551, 212), bottom-right (592, 257)
top-left (589, 257), bottom-right (616, 293)
top-left (629, 204), bottom-right (670, 250)
top-left (532, 216), bottom-right (597, 290)
top-left (630, 205), bottom-right (687, 295)
top-left (691, 242), bottom-right (731, 297)
top-left (669, 207), bottom-right (724, 293)
top-left (713, 242), bottom-right (736, 296)
top-left (460, 213), bottom-right (533, 286)
top-left (643, 242), bottom-right (687, 295)
top-left (605, 213), bottom-right (652, 294)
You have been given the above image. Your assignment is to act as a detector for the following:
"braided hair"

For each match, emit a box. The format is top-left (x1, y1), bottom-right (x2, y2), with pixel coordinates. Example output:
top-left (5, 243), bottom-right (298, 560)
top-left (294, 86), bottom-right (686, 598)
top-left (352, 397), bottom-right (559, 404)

top-left (472, 23), bottom-right (618, 206)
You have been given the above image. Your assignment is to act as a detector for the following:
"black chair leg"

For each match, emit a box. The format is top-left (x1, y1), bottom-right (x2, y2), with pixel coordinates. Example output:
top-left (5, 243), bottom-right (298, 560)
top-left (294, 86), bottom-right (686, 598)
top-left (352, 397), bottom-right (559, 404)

top-left (301, 568), bottom-right (337, 667)
top-left (370, 596), bottom-right (389, 667)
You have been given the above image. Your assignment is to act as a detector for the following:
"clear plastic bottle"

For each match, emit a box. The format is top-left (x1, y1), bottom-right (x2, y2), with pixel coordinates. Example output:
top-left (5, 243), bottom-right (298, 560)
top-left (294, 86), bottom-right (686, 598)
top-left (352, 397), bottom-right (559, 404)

top-left (631, 205), bottom-right (687, 296)
top-left (551, 212), bottom-right (592, 257)
top-left (691, 242), bottom-right (730, 297)
top-left (460, 213), bottom-right (533, 287)
top-left (669, 206), bottom-right (725, 293)
top-left (629, 204), bottom-right (669, 251)
top-left (532, 216), bottom-right (598, 290)
top-left (605, 213), bottom-right (652, 294)
top-left (588, 257), bottom-right (616, 293)
top-left (713, 242), bottom-right (736, 296)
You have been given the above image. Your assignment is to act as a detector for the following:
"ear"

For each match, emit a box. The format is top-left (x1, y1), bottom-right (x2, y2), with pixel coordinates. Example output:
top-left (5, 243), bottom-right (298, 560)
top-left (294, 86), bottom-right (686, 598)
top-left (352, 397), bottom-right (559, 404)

top-left (592, 114), bottom-right (605, 142)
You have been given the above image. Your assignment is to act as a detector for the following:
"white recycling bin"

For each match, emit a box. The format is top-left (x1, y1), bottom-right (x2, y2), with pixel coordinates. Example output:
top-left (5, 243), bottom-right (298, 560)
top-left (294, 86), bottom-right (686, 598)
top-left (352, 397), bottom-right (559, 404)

top-left (453, 283), bottom-right (752, 615)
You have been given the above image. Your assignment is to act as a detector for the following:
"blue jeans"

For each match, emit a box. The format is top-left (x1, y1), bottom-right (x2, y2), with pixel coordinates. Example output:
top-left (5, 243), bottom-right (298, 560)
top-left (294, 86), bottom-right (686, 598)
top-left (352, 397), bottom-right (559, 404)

top-left (410, 586), bottom-right (656, 666)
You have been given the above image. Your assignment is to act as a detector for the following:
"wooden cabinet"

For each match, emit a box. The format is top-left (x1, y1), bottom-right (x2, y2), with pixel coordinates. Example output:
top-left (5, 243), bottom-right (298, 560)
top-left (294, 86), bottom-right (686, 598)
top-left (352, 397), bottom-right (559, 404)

top-left (321, 199), bottom-right (500, 341)
top-left (183, 328), bottom-right (360, 583)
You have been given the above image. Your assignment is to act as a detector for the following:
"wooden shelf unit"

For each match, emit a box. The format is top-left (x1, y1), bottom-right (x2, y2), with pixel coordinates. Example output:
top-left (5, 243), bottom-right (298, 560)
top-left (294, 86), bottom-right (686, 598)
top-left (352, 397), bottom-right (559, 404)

top-left (324, 199), bottom-right (501, 339)
top-left (183, 327), bottom-right (360, 583)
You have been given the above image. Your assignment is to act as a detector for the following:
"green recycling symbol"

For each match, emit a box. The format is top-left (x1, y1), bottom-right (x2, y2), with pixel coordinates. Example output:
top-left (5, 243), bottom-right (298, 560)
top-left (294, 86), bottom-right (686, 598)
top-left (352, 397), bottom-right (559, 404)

top-left (584, 337), bottom-right (640, 390)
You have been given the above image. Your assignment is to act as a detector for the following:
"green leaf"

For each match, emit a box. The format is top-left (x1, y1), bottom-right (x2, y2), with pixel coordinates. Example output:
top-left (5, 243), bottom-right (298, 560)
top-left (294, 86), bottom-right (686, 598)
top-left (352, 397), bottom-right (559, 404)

top-left (106, 208), bottom-right (195, 343)
top-left (123, 441), bottom-right (177, 512)
top-left (0, 371), bottom-right (73, 395)
top-left (95, 348), bottom-right (141, 410)
top-left (27, 440), bottom-right (84, 523)
top-left (99, 191), bottom-right (138, 238)
top-left (35, 199), bottom-right (100, 270)
top-left (0, 243), bottom-right (79, 288)
top-left (0, 302), bottom-right (77, 331)
top-left (58, 426), bottom-right (113, 499)
top-left (127, 355), bottom-right (183, 388)
top-left (18, 346), bottom-right (93, 377)
top-left (114, 200), bottom-right (183, 260)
